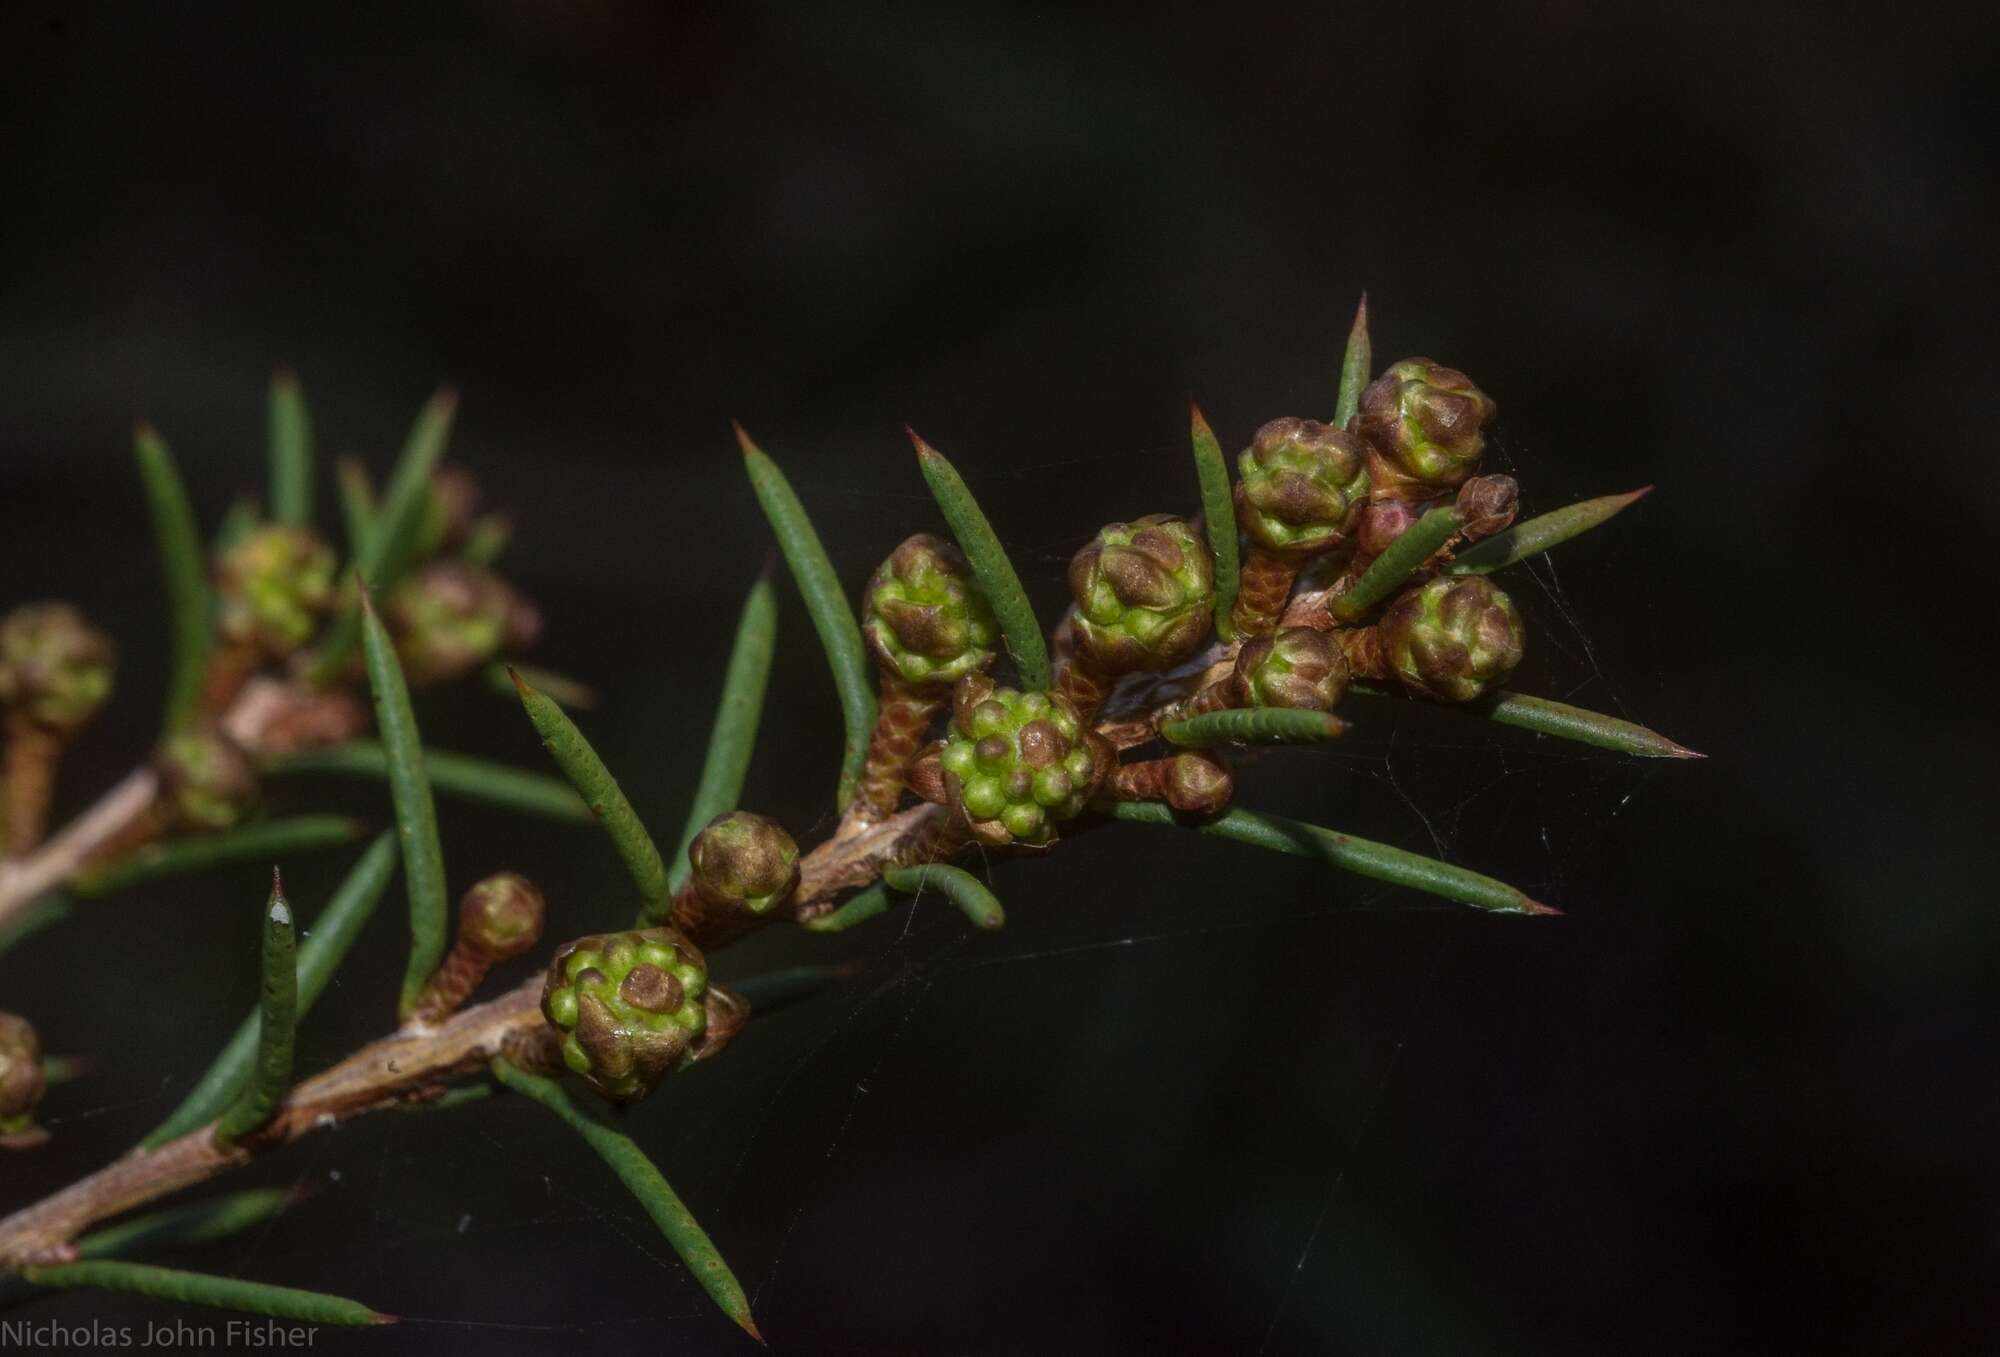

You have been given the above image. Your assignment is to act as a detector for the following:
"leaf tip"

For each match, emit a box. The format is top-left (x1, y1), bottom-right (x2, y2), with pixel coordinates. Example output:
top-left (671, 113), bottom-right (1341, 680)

top-left (1522, 898), bottom-right (1562, 917)
top-left (730, 420), bottom-right (758, 456)
top-left (503, 663), bottom-right (531, 698)
top-left (369, 1312), bottom-right (401, 1326)
top-left (1188, 398), bottom-right (1212, 436)
top-left (735, 1311), bottom-right (765, 1344)
top-left (906, 424), bottom-right (940, 460)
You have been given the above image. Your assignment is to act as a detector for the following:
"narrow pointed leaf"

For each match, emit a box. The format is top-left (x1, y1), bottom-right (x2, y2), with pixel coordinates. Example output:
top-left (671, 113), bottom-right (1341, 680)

top-left (1189, 402), bottom-right (1240, 641)
top-left (1108, 801), bottom-right (1554, 915)
top-left (335, 455), bottom-right (376, 556)
top-left (268, 368), bottom-right (313, 526)
top-left (1332, 504), bottom-right (1461, 620)
top-left (485, 661), bottom-right (594, 710)
top-left (0, 895), bottom-right (71, 959)
top-left (1334, 292), bottom-right (1372, 429)
top-left (310, 389), bottom-right (458, 682)
top-left (739, 424), bottom-right (876, 807)
top-left (133, 423), bottom-right (214, 734)
top-left (142, 832), bottom-right (398, 1148)
top-left (260, 742), bottom-right (591, 822)
top-left (359, 591), bottom-right (448, 1019)
top-left (20, 1262), bottom-right (391, 1326)
top-left (74, 1190), bottom-right (295, 1261)
top-left (70, 815), bottom-right (364, 898)
top-left (883, 862), bottom-right (1005, 930)
top-left (213, 875), bottom-right (298, 1146)
top-left (213, 496), bottom-right (259, 553)
top-left (1345, 680), bottom-right (1701, 758)
top-left (1445, 486), bottom-right (1654, 576)
top-left (510, 669), bottom-right (669, 919)
top-left (800, 883), bottom-right (890, 933)
top-left (1159, 708), bottom-right (1349, 747)
top-left (911, 429), bottom-right (1050, 691)
top-left (667, 571), bottom-right (778, 900)
top-left (491, 1059), bottom-right (759, 1340)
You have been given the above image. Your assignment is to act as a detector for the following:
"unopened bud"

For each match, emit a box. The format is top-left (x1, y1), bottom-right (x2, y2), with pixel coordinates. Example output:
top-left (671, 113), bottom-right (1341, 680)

top-left (689, 812), bottom-right (800, 914)
top-left (1068, 515), bottom-right (1216, 675)
top-left (1234, 627), bottom-right (1348, 711)
top-left (157, 729), bottom-right (259, 830)
top-left (1378, 576), bottom-right (1524, 702)
top-left (1234, 418), bottom-right (1371, 558)
top-left (863, 534), bottom-right (998, 688)
top-left (215, 525), bottom-right (338, 657)
top-left (1356, 358), bottom-right (1497, 489)
top-left (459, 872), bottom-right (546, 962)
top-left (541, 928), bottom-right (709, 1102)
top-left (0, 604), bottom-right (115, 734)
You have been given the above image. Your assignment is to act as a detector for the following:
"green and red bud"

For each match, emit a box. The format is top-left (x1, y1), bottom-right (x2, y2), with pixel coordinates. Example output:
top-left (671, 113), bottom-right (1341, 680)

top-left (1234, 418), bottom-right (1372, 558)
top-left (938, 674), bottom-right (1112, 846)
top-left (1068, 515), bottom-right (1215, 676)
top-left (387, 560), bottom-right (540, 686)
top-left (1356, 358), bottom-right (1497, 491)
top-left (688, 812), bottom-right (800, 914)
top-left (1378, 576), bottom-right (1524, 702)
top-left (541, 928), bottom-right (710, 1102)
top-left (862, 534), bottom-right (998, 689)
top-left (458, 872), bottom-right (547, 962)
top-left (1454, 474), bottom-right (1520, 541)
top-left (157, 729), bottom-right (259, 831)
top-left (215, 525), bottom-right (338, 657)
top-left (1234, 627), bottom-right (1348, 712)
top-left (0, 604), bottom-right (115, 735)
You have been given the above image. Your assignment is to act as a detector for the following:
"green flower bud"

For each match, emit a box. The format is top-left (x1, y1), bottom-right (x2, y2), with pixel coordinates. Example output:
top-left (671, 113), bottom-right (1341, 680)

top-left (215, 525), bottom-right (338, 656)
top-left (1356, 358), bottom-right (1497, 488)
top-left (1067, 515), bottom-right (1215, 675)
top-left (0, 1013), bottom-right (44, 1138)
top-left (862, 533), bottom-right (998, 689)
top-left (689, 812), bottom-right (800, 914)
top-left (157, 729), bottom-right (259, 831)
top-left (939, 674), bottom-right (1110, 846)
top-left (1234, 627), bottom-right (1348, 711)
top-left (458, 872), bottom-right (547, 962)
top-left (1379, 576), bottom-right (1524, 702)
top-left (387, 561), bottom-right (540, 686)
top-left (542, 928), bottom-right (709, 1102)
top-left (1234, 419), bottom-right (1371, 557)
top-left (0, 604), bottom-right (115, 733)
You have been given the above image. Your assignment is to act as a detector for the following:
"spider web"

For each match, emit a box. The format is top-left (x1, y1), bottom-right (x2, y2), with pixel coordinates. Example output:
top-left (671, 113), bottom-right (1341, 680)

top-left (12, 435), bottom-right (1664, 1355)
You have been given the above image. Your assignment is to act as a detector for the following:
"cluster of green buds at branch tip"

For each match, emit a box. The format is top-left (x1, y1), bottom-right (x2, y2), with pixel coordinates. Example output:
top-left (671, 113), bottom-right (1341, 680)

top-left (1231, 419), bottom-right (1371, 636)
top-left (854, 533), bottom-right (996, 819)
top-left (1, 604), bottom-right (115, 855)
top-left (0, 1013), bottom-right (46, 1149)
top-left (1059, 515), bottom-right (1215, 719)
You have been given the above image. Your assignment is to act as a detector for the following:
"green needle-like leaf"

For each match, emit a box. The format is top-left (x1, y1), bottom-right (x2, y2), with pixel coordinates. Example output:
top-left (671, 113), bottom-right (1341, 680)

top-left (910, 428), bottom-right (1051, 691)
top-left (74, 1190), bottom-right (296, 1261)
top-left (359, 590), bottom-right (449, 1019)
top-left (1345, 681), bottom-right (1701, 758)
top-left (1445, 486), bottom-right (1653, 576)
top-left (70, 816), bottom-right (364, 898)
top-left (133, 422), bottom-right (214, 734)
top-left (142, 832), bottom-right (399, 1149)
top-left (261, 742), bottom-right (590, 823)
top-left (667, 571), bottom-right (778, 901)
top-left (335, 455), bottom-right (376, 556)
top-left (510, 668), bottom-right (669, 920)
top-left (484, 661), bottom-right (595, 710)
top-left (491, 1059), bottom-right (759, 1341)
top-left (800, 884), bottom-right (890, 933)
top-left (1109, 801), bottom-right (1555, 916)
top-left (738, 423), bottom-right (877, 808)
top-left (1334, 292), bottom-right (1372, 430)
top-left (310, 388), bottom-right (458, 682)
top-left (268, 368), bottom-right (313, 526)
top-left (213, 874), bottom-right (299, 1146)
top-left (883, 862), bottom-right (1005, 930)
top-left (1189, 402), bottom-right (1240, 642)
top-left (0, 895), bottom-right (72, 959)
top-left (1332, 504), bottom-right (1462, 621)
top-left (20, 1262), bottom-right (391, 1326)
top-left (1159, 707), bottom-right (1349, 747)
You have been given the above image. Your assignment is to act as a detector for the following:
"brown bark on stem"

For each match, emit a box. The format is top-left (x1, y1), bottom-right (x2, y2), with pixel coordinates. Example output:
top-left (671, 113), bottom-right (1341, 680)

top-left (410, 945), bottom-right (491, 1025)
top-left (4, 716), bottom-right (61, 858)
top-left (1230, 548), bottom-right (1301, 637)
top-left (1052, 659), bottom-right (1111, 724)
top-left (1337, 627), bottom-right (1391, 680)
top-left (853, 673), bottom-right (943, 823)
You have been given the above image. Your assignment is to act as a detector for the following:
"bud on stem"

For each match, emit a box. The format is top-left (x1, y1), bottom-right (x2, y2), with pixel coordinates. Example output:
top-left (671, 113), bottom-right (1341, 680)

top-left (412, 874), bottom-right (547, 1023)
top-left (0, 1012), bottom-right (46, 1150)
top-left (1107, 751), bottom-right (1234, 814)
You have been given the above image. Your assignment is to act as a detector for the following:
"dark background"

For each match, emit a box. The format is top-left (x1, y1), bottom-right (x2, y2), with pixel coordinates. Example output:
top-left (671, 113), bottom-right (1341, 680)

top-left (3, 3), bottom-right (1996, 1354)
